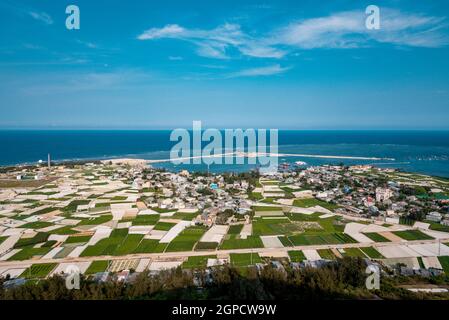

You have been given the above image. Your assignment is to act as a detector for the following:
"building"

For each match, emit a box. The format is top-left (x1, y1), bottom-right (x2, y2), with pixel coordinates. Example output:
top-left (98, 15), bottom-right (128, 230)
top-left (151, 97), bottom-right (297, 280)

top-left (426, 211), bottom-right (443, 222)
top-left (376, 187), bottom-right (393, 203)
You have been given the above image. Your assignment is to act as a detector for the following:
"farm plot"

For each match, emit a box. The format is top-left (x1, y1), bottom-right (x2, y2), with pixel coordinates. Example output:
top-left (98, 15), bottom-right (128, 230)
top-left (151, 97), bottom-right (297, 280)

top-left (363, 232), bottom-right (391, 243)
top-left (85, 260), bottom-right (109, 275)
top-left (133, 239), bottom-right (161, 253)
top-left (393, 230), bottom-right (434, 241)
top-left (182, 255), bottom-right (217, 269)
top-left (80, 229), bottom-right (128, 257)
top-left (220, 235), bottom-right (264, 250)
top-left (288, 250), bottom-right (306, 262)
top-left (20, 263), bottom-right (57, 279)
top-left (342, 248), bottom-right (366, 258)
top-left (317, 249), bottom-right (337, 260)
top-left (165, 226), bottom-right (207, 252)
top-left (360, 247), bottom-right (385, 259)
top-left (230, 253), bottom-right (262, 266)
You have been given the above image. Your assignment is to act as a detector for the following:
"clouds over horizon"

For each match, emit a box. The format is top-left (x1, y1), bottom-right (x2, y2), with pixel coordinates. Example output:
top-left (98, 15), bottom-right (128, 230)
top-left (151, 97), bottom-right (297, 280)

top-left (137, 8), bottom-right (449, 60)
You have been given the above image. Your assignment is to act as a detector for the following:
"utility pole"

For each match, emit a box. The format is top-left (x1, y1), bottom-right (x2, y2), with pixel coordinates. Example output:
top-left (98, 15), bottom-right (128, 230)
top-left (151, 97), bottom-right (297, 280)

top-left (48, 153), bottom-right (51, 170)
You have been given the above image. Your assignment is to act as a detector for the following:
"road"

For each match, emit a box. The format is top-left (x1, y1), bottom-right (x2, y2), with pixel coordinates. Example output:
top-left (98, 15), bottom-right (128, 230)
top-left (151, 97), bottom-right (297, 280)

top-left (1, 237), bottom-right (448, 269)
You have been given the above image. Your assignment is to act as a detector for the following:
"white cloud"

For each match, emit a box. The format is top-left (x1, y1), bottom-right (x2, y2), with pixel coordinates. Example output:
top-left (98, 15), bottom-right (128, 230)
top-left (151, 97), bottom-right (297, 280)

top-left (29, 11), bottom-right (53, 25)
top-left (137, 8), bottom-right (449, 60)
top-left (226, 64), bottom-right (291, 78)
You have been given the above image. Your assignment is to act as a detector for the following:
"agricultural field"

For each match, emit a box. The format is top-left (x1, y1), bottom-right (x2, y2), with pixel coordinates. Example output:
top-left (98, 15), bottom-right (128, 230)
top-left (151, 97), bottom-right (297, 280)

top-left (20, 263), bottom-right (57, 279)
top-left (438, 256), bottom-right (449, 274)
top-left (393, 230), bottom-right (434, 241)
top-left (165, 226), bottom-right (207, 252)
top-left (317, 249), bottom-right (336, 260)
top-left (360, 247), bottom-right (385, 259)
top-left (288, 250), bottom-right (306, 262)
top-left (363, 232), bottom-right (391, 243)
top-left (182, 255), bottom-right (216, 269)
top-left (230, 253), bottom-right (262, 266)
top-left (220, 236), bottom-right (264, 250)
top-left (342, 248), bottom-right (366, 258)
top-left (85, 260), bottom-right (109, 275)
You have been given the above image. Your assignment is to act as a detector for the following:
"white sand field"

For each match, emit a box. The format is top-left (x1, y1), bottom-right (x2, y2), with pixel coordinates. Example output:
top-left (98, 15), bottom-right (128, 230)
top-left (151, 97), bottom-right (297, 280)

top-left (129, 226), bottom-right (154, 235)
top-left (159, 221), bottom-right (191, 243)
top-left (0, 234), bottom-right (21, 255)
top-left (201, 225), bottom-right (229, 243)
top-left (0, 249), bottom-right (21, 261)
top-left (303, 249), bottom-right (321, 261)
top-left (422, 229), bottom-right (449, 240)
top-left (0, 267), bottom-right (28, 279)
top-left (240, 224), bottom-right (252, 239)
top-left (422, 256), bottom-right (443, 269)
top-left (88, 226), bottom-right (112, 245)
top-left (408, 243), bottom-right (449, 257)
top-left (68, 245), bottom-right (88, 258)
top-left (261, 236), bottom-right (284, 248)
top-left (42, 247), bottom-right (64, 259)
top-left (51, 262), bottom-right (91, 276)
top-left (378, 245), bottom-right (421, 258)
top-left (148, 261), bottom-right (183, 271)
top-left (136, 258), bottom-right (151, 272)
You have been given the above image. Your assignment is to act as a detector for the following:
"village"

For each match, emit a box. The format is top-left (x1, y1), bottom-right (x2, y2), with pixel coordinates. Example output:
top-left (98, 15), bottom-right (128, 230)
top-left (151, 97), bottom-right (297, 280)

top-left (0, 159), bottom-right (449, 292)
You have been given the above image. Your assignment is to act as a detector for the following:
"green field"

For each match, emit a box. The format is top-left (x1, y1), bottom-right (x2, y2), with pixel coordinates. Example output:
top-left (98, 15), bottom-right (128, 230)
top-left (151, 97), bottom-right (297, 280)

top-left (363, 232), bottom-right (391, 243)
top-left (220, 236), bottom-right (264, 250)
top-left (317, 249), bottom-right (336, 260)
top-left (293, 198), bottom-right (339, 210)
top-left (342, 248), bottom-right (366, 258)
top-left (288, 250), bottom-right (306, 262)
top-left (360, 247), bottom-right (385, 259)
top-left (425, 221), bottom-right (449, 233)
top-left (393, 230), bottom-right (434, 241)
top-left (14, 232), bottom-right (49, 248)
top-left (165, 226), bottom-right (207, 252)
top-left (80, 229), bottom-right (128, 257)
top-left (182, 255), bottom-right (216, 269)
top-left (195, 242), bottom-right (219, 250)
top-left (230, 253), bottom-right (262, 266)
top-left (113, 234), bottom-right (144, 255)
top-left (172, 212), bottom-right (199, 221)
top-left (279, 233), bottom-right (357, 246)
top-left (20, 263), bottom-right (57, 279)
top-left (48, 226), bottom-right (78, 235)
top-left (20, 221), bottom-right (53, 229)
top-left (133, 239), bottom-right (160, 253)
top-left (252, 218), bottom-right (308, 236)
top-left (438, 256), bottom-right (449, 274)
top-left (132, 214), bottom-right (160, 226)
top-left (153, 222), bottom-right (177, 231)
top-left (8, 247), bottom-right (52, 261)
top-left (227, 224), bottom-right (244, 234)
top-left (85, 260), bottom-right (109, 275)
top-left (78, 214), bottom-right (112, 226)
top-left (65, 235), bottom-right (92, 244)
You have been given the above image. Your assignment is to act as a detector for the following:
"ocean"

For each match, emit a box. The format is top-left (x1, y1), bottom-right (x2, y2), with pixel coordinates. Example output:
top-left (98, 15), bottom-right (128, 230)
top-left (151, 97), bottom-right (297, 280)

top-left (1, 130), bottom-right (449, 177)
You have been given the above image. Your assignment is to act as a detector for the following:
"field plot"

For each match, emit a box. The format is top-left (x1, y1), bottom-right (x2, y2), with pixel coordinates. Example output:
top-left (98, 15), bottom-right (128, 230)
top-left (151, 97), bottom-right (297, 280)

top-left (438, 256), bottom-right (449, 274)
top-left (133, 239), bottom-right (160, 253)
top-left (393, 230), bottom-right (434, 241)
top-left (288, 250), bottom-right (306, 262)
top-left (113, 234), bottom-right (144, 255)
top-left (360, 247), bottom-right (385, 259)
top-left (8, 247), bottom-right (52, 261)
top-left (317, 249), bottom-right (336, 260)
top-left (220, 235), bottom-right (264, 250)
top-left (195, 242), bottom-right (219, 251)
top-left (132, 214), bottom-right (160, 226)
top-left (230, 253), bottom-right (262, 266)
top-left (252, 218), bottom-right (315, 236)
top-left (165, 226), bottom-right (206, 252)
top-left (182, 255), bottom-right (217, 269)
top-left (293, 198), bottom-right (339, 210)
top-left (85, 260), bottom-right (109, 274)
top-left (342, 248), bottom-right (366, 258)
top-left (80, 228), bottom-right (128, 257)
top-left (363, 232), bottom-right (391, 243)
top-left (20, 263), bottom-right (57, 279)
top-left (279, 232), bottom-right (356, 246)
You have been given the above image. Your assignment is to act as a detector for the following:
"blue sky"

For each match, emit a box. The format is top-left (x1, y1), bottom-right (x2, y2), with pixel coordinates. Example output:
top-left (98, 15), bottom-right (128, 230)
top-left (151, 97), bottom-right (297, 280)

top-left (1, 0), bottom-right (449, 129)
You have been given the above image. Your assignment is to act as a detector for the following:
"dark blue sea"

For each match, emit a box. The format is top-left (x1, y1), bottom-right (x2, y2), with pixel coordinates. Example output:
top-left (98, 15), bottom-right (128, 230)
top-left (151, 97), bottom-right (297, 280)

top-left (1, 130), bottom-right (449, 177)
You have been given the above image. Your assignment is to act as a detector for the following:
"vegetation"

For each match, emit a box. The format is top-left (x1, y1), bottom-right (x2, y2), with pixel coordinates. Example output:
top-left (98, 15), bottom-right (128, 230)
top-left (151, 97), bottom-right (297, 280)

top-left (2, 258), bottom-right (444, 300)
top-left (363, 232), bottom-right (391, 243)
top-left (288, 250), bottom-right (306, 262)
top-left (393, 230), bottom-right (434, 241)
top-left (85, 261), bottom-right (109, 275)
